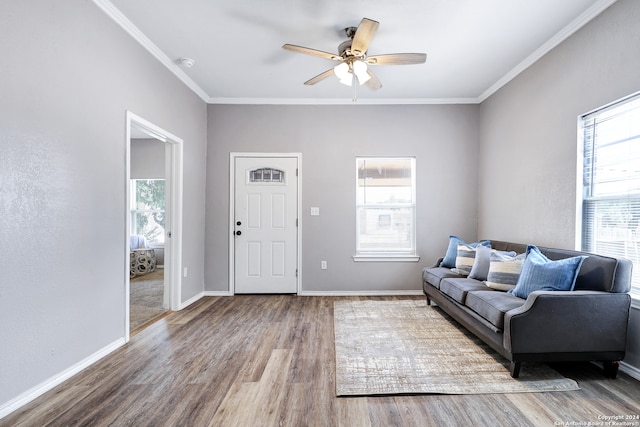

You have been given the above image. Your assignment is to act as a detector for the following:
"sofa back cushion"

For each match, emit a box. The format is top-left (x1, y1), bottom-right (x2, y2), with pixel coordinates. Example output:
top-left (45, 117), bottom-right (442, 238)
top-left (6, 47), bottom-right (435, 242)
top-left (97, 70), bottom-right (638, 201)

top-left (539, 247), bottom-right (631, 293)
top-left (487, 241), bottom-right (632, 293)
top-left (487, 240), bottom-right (528, 254)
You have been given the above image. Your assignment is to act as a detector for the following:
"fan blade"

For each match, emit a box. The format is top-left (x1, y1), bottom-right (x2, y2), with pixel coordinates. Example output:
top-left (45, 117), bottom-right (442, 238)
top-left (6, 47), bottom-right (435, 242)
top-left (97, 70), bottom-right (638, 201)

top-left (365, 69), bottom-right (382, 90)
top-left (366, 53), bottom-right (427, 65)
top-left (282, 44), bottom-right (341, 61)
top-left (304, 68), bottom-right (335, 85)
top-left (351, 18), bottom-right (379, 56)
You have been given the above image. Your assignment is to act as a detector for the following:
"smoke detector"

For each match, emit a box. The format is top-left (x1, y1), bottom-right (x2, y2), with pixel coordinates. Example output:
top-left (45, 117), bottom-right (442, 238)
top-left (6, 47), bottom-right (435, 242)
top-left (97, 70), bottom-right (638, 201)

top-left (178, 57), bottom-right (195, 68)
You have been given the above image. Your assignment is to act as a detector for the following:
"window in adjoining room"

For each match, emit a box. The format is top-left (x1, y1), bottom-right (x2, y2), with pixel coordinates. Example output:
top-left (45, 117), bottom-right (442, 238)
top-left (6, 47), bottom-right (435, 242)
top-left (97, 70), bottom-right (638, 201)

top-left (130, 179), bottom-right (166, 245)
top-left (580, 91), bottom-right (640, 299)
top-left (355, 157), bottom-right (418, 261)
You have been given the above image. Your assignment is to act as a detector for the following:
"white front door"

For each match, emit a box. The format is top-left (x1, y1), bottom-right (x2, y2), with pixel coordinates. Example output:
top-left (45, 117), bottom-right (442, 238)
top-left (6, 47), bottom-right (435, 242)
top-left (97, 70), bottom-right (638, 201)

top-left (234, 156), bottom-right (298, 294)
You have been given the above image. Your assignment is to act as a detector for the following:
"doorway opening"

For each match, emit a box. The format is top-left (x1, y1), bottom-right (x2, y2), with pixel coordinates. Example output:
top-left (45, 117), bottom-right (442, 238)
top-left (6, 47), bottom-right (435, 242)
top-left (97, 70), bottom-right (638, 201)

top-left (126, 112), bottom-right (183, 340)
top-left (129, 177), bottom-right (167, 333)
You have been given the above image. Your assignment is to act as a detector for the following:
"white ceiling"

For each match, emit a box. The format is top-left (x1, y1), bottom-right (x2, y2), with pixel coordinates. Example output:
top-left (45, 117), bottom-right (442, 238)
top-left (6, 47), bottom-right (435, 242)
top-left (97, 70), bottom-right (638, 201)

top-left (98, 0), bottom-right (616, 104)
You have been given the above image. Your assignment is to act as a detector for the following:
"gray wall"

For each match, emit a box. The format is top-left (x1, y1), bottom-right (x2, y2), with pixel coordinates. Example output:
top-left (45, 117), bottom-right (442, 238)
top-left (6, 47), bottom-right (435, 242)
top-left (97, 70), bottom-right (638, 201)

top-left (478, 0), bottom-right (640, 247)
top-left (0, 0), bottom-right (207, 408)
top-left (205, 104), bottom-right (480, 293)
top-left (478, 0), bottom-right (640, 371)
top-left (131, 138), bottom-right (166, 179)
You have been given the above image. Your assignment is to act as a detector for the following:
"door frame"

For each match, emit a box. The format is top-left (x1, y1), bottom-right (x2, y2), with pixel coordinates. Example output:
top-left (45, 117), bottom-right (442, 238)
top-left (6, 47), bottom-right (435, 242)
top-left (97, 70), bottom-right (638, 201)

top-left (229, 152), bottom-right (302, 295)
top-left (125, 111), bottom-right (183, 341)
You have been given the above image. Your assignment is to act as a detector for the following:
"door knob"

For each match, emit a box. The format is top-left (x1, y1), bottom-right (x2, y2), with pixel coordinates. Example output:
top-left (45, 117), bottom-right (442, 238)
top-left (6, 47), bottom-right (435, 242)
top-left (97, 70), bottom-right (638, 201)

top-left (236, 221), bottom-right (241, 226)
top-left (236, 230), bottom-right (242, 236)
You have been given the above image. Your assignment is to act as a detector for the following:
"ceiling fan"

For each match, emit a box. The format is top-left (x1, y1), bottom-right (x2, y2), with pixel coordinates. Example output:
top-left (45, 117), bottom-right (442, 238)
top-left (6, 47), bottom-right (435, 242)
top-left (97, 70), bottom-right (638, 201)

top-left (282, 18), bottom-right (427, 90)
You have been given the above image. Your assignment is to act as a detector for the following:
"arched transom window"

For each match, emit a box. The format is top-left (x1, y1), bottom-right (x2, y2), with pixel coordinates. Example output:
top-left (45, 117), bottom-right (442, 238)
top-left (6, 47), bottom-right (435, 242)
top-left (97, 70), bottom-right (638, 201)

top-left (250, 167), bottom-right (285, 183)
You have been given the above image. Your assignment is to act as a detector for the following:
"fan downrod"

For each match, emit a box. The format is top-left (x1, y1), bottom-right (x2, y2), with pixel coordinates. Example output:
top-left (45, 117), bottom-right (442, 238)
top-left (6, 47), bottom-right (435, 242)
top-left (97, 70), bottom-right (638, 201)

top-left (344, 26), bottom-right (358, 39)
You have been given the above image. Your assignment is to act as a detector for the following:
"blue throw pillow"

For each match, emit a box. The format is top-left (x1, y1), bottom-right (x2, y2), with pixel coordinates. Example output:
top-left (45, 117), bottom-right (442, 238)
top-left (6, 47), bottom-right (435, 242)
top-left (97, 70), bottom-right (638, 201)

top-left (508, 245), bottom-right (587, 299)
top-left (440, 235), bottom-right (490, 268)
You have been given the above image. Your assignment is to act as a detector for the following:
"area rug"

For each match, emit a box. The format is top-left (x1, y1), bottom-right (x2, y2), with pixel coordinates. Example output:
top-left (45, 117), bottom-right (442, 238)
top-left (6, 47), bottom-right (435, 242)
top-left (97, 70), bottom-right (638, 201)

top-left (130, 269), bottom-right (166, 331)
top-left (333, 299), bottom-right (579, 396)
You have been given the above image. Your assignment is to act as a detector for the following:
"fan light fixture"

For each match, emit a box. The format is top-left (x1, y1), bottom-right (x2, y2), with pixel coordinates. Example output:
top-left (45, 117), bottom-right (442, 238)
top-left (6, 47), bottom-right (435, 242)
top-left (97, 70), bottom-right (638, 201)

top-left (333, 60), bottom-right (371, 86)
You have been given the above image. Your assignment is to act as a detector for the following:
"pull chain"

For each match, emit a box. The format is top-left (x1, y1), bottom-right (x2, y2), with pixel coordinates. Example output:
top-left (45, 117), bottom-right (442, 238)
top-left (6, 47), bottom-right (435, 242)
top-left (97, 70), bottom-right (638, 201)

top-left (352, 75), bottom-right (358, 102)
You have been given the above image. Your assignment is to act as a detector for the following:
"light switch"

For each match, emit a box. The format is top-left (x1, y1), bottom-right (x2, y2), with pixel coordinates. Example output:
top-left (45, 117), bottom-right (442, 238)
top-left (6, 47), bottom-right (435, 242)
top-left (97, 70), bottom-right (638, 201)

top-left (310, 207), bottom-right (320, 216)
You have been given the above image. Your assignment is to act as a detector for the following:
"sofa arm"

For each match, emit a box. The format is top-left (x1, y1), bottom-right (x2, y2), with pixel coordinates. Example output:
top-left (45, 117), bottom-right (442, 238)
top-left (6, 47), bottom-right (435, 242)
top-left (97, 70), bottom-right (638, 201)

top-left (503, 290), bottom-right (631, 354)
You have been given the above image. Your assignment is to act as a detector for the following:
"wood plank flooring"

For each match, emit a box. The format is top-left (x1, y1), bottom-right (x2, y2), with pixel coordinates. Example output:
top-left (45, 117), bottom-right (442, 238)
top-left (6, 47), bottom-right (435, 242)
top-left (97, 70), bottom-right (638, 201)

top-left (2, 295), bottom-right (640, 426)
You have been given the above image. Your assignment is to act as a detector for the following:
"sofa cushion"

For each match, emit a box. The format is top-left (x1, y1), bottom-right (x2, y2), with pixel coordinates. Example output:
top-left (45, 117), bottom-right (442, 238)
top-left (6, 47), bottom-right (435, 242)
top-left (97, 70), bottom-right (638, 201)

top-left (440, 278), bottom-right (490, 304)
top-left (485, 252), bottom-right (526, 291)
top-left (509, 245), bottom-right (587, 299)
top-left (422, 267), bottom-right (462, 290)
top-left (440, 235), bottom-right (490, 268)
top-left (465, 290), bottom-right (526, 330)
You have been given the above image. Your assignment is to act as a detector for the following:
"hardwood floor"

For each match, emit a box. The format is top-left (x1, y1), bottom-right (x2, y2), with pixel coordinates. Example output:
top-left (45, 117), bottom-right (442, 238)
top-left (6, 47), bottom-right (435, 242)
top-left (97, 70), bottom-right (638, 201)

top-left (3, 295), bottom-right (640, 427)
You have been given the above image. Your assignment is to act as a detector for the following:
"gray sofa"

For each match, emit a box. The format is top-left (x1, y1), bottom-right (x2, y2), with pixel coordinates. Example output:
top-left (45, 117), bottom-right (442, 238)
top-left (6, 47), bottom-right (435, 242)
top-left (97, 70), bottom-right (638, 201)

top-left (422, 240), bottom-right (632, 378)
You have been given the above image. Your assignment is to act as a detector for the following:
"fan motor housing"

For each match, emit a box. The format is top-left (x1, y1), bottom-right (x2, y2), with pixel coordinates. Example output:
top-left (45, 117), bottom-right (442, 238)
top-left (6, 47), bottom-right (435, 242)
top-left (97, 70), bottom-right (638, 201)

top-left (340, 26), bottom-right (366, 59)
top-left (338, 40), bottom-right (365, 59)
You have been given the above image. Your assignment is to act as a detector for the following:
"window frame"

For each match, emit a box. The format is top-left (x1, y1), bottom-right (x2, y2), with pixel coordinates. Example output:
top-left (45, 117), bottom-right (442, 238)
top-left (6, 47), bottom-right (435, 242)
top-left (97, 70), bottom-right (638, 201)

top-left (579, 91), bottom-right (640, 302)
top-left (353, 156), bottom-right (419, 263)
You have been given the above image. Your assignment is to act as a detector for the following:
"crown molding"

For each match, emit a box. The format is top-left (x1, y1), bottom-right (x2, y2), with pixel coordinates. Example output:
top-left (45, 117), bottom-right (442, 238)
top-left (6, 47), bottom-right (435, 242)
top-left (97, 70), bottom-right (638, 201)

top-left (478, 0), bottom-right (618, 103)
top-left (92, 0), bottom-right (210, 102)
top-left (207, 97), bottom-right (480, 105)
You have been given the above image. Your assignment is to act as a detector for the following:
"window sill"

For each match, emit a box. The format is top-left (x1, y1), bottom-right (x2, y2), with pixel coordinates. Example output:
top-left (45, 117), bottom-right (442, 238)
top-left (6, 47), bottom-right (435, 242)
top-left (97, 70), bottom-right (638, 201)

top-left (353, 255), bottom-right (420, 262)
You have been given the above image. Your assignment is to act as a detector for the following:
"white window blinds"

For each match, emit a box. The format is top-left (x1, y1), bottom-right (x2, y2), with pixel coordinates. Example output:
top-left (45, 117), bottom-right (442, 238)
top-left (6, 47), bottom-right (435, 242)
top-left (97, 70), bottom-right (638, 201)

top-left (581, 92), bottom-right (640, 299)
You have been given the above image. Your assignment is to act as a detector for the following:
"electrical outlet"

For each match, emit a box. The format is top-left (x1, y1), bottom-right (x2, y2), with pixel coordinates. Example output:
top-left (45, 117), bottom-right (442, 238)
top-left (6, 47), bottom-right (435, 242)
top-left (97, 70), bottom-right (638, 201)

top-left (310, 207), bottom-right (320, 216)
top-left (321, 260), bottom-right (327, 270)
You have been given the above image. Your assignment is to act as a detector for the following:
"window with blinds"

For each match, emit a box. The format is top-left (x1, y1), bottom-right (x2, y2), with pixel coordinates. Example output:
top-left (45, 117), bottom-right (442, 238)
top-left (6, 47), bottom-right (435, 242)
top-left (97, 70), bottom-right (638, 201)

top-left (581, 92), bottom-right (640, 299)
top-left (356, 157), bottom-right (416, 256)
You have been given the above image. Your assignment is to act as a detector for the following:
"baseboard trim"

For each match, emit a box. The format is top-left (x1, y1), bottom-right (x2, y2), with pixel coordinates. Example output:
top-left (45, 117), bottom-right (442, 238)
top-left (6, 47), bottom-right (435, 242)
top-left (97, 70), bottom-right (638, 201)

top-left (298, 290), bottom-right (425, 297)
top-left (620, 361), bottom-right (640, 381)
top-left (203, 291), bottom-right (233, 297)
top-left (179, 291), bottom-right (204, 309)
top-left (178, 291), bottom-right (233, 309)
top-left (0, 338), bottom-right (125, 420)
